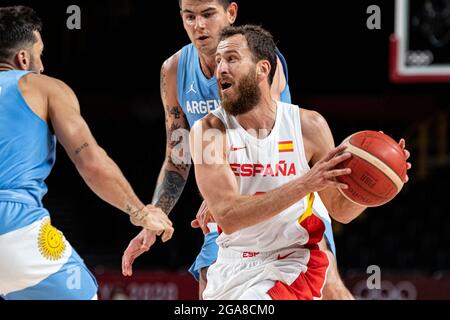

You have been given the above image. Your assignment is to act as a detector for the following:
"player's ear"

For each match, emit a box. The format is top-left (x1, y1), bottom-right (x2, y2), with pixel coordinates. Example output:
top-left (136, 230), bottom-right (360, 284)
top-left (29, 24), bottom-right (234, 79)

top-left (16, 50), bottom-right (30, 71)
top-left (256, 61), bottom-right (270, 81)
top-left (227, 2), bottom-right (238, 25)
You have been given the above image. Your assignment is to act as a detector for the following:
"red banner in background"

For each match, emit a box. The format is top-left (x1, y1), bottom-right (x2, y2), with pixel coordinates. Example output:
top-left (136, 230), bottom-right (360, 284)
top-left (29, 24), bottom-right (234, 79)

top-left (95, 272), bottom-right (450, 300)
top-left (95, 272), bottom-right (198, 300)
top-left (345, 275), bottom-right (450, 300)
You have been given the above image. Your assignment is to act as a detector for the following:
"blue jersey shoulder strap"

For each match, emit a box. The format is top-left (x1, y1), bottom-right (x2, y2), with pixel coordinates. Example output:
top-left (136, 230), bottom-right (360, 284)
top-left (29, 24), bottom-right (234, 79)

top-left (177, 44), bottom-right (221, 128)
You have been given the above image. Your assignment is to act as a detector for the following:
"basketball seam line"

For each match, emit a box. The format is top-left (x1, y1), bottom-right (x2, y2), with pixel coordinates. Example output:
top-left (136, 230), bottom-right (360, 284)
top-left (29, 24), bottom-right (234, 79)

top-left (337, 187), bottom-right (373, 207)
top-left (343, 142), bottom-right (404, 192)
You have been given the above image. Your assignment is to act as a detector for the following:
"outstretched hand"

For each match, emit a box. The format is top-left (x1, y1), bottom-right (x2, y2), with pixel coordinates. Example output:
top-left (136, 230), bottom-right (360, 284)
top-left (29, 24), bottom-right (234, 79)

top-left (123, 205), bottom-right (174, 277)
top-left (191, 200), bottom-right (215, 235)
top-left (122, 228), bottom-right (156, 277)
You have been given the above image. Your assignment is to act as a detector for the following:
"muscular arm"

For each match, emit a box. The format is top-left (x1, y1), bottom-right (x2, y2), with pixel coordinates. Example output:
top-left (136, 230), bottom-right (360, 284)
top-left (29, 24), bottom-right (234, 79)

top-left (302, 109), bottom-right (367, 224)
top-left (190, 116), bottom-right (349, 234)
top-left (42, 76), bottom-right (145, 215)
top-left (152, 54), bottom-right (191, 214)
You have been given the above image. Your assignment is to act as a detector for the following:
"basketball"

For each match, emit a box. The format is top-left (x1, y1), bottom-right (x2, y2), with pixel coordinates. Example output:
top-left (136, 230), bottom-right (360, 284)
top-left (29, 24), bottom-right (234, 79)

top-left (336, 131), bottom-right (407, 207)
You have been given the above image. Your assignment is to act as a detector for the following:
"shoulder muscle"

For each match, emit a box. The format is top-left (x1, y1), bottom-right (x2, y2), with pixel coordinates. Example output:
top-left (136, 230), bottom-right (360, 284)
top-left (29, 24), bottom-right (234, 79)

top-left (301, 108), bottom-right (335, 165)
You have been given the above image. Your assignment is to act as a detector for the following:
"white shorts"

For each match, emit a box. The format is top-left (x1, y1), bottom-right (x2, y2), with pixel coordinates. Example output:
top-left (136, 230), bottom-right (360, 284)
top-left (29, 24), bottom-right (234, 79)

top-left (0, 197), bottom-right (98, 300)
top-left (203, 245), bottom-right (329, 300)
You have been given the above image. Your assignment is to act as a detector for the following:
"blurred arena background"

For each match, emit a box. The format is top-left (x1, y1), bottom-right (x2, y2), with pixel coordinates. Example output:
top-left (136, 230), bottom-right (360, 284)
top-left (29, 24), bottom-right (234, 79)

top-left (2, 0), bottom-right (449, 299)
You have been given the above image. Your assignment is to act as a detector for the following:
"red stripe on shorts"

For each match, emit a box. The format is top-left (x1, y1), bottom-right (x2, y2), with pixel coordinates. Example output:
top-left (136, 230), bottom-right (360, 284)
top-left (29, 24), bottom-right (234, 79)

top-left (268, 214), bottom-right (329, 300)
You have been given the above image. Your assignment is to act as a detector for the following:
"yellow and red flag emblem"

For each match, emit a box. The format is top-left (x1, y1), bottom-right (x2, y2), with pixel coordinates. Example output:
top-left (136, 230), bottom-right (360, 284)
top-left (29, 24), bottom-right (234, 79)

top-left (278, 141), bottom-right (294, 153)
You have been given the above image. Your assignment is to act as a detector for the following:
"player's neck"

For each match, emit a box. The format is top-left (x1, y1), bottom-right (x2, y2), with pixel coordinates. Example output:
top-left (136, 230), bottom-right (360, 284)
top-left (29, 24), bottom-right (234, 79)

top-left (198, 52), bottom-right (217, 79)
top-left (236, 95), bottom-right (277, 137)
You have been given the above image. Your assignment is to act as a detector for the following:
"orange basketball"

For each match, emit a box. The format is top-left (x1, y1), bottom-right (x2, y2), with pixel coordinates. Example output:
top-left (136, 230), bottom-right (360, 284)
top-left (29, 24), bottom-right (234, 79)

top-left (335, 131), bottom-right (407, 207)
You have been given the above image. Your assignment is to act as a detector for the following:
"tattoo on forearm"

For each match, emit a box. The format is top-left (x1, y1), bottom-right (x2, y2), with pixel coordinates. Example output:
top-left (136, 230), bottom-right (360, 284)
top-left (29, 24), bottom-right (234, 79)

top-left (169, 106), bottom-right (181, 119)
top-left (168, 155), bottom-right (190, 172)
top-left (75, 143), bottom-right (89, 155)
top-left (126, 204), bottom-right (132, 215)
top-left (169, 122), bottom-right (181, 133)
top-left (165, 108), bottom-right (189, 156)
top-left (152, 171), bottom-right (186, 215)
top-left (160, 65), bottom-right (167, 100)
top-left (168, 122), bottom-right (183, 148)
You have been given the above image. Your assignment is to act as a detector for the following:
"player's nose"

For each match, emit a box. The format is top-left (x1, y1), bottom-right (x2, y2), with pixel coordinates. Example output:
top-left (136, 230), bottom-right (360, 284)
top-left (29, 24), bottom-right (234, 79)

top-left (195, 16), bottom-right (206, 30)
top-left (216, 61), bottom-right (229, 76)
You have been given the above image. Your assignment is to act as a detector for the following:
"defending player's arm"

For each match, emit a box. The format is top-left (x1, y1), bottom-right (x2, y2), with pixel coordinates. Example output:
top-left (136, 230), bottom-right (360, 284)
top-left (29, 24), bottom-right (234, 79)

top-left (40, 74), bottom-right (173, 240)
top-left (151, 53), bottom-right (191, 215)
top-left (122, 54), bottom-right (190, 276)
top-left (190, 116), bottom-right (352, 235)
top-left (269, 57), bottom-right (287, 101)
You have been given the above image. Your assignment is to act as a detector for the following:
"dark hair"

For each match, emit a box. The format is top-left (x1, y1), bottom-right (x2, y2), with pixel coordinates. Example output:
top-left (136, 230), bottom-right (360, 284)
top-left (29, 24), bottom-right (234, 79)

top-left (0, 6), bottom-right (42, 62)
top-left (220, 25), bottom-right (277, 85)
top-left (178, 0), bottom-right (232, 10)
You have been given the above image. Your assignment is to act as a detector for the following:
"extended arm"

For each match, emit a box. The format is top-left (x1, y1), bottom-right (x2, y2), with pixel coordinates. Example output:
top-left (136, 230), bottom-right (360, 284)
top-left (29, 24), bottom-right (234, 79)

top-left (301, 109), bottom-right (368, 223)
top-left (301, 109), bottom-right (414, 224)
top-left (152, 54), bottom-right (191, 215)
top-left (190, 117), bottom-right (351, 234)
top-left (42, 75), bottom-right (173, 238)
top-left (122, 54), bottom-right (189, 275)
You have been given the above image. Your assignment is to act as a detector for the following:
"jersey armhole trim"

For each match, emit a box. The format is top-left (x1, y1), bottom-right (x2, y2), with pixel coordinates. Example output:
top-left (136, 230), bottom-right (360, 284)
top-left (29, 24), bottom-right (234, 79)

top-left (294, 106), bottom-right (311, 171)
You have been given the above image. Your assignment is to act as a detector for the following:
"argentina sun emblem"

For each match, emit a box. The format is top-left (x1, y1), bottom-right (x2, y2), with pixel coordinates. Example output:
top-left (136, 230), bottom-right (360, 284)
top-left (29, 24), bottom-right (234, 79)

top-left (38, 218), bottom-right (66, 261)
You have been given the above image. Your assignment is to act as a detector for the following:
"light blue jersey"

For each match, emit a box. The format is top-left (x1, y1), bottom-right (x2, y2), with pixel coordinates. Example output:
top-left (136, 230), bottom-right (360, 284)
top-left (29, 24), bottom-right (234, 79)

top-left (176, 45), bottom-right (335, 281)
top-left (177, 43), bottom-right (291, 128)
top-left (0, 71), bottom-right (97, 300)
top-left (0, 71), bottom-right (56, 208)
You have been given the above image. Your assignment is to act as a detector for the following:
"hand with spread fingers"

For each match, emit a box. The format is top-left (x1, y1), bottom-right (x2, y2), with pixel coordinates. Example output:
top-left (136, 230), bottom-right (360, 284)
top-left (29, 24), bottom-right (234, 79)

top-left (301, 145), bottom-right (353, 193)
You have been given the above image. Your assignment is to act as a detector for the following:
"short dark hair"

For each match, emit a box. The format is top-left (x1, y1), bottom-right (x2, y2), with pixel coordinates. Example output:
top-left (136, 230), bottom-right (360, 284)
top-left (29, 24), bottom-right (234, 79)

top-left (0, 6), bottom-right (42, 62)
top-left (220, 25), bottom-right (277, 85)
top-left (178, 0), bottom-right (232, 10)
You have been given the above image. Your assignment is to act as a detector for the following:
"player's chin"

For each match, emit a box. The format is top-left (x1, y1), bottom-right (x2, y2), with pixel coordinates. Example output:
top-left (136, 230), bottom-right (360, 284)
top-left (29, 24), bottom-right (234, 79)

top-left (197, 41), bottom-right (215, 54)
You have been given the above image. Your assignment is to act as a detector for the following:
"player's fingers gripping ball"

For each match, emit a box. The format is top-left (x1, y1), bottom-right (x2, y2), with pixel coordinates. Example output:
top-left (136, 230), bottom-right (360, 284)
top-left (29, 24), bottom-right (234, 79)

top-left (335, 130), bottom-right (408, 207)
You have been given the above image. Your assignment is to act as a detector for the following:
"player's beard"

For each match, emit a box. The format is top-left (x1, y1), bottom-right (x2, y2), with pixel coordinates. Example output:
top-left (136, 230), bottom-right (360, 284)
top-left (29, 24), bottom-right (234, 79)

top-left (221, 70), bottom-right (261, 116)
